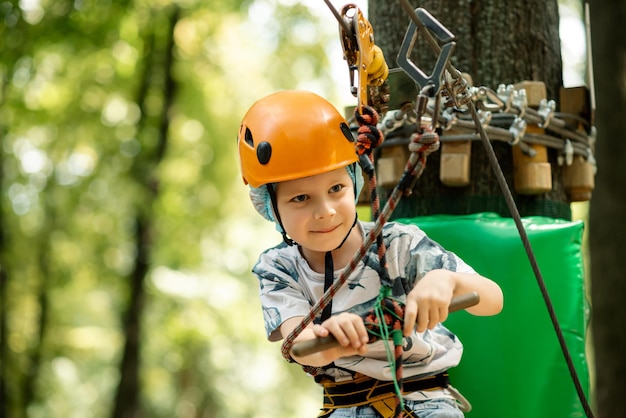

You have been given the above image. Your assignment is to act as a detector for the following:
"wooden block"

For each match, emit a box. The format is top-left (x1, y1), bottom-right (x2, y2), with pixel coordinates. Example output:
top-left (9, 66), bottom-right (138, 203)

top-left (440, 140), bottom-right (471, 187)
top-left (440, 153), bottom-right (470, 186)
top-left (559, 86), bottom-right (590, 115)
top-left (441, 140), bottom-right (471, 154)
top-left (513, 139), bottom-right (548, 163)
top-left (559, 86), bottom-right (592, 128)
top-left (514, 80), bottom-right (547, 107)
top-left (377, 145), bottom-right (409, 188)
top-left (513, 161), bottom-right (552, 195)
top-left (511, 92), bottom-right (553, 194)
top-left (513, 145), bottom-right (552, 195)
top-left (563, 155), bottom-right (595, 202)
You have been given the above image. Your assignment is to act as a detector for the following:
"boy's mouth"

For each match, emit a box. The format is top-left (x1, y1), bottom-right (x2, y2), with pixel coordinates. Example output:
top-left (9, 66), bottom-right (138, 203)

top-left (312, 224), bottom-right (340, 234)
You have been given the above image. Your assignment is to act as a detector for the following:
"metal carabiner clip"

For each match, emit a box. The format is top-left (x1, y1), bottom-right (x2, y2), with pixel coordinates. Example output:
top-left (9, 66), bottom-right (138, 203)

top-left (397, 7), bottom-right (456, 97)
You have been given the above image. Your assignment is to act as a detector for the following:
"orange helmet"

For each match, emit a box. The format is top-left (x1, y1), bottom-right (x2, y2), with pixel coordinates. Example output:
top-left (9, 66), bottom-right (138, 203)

top-left (238, 90), bottom-right (358, 188)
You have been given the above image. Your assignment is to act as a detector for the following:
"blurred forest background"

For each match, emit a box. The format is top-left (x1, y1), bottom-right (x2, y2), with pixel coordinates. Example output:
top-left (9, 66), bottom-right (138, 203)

top-left (0, 0), bottom-right (604, 417)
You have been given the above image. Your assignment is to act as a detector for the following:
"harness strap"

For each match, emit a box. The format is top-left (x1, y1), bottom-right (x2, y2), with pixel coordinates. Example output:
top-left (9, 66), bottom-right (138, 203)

top-left (321, 250), bottom-right (334, 322)
top-left (318, 372), bottom-right (449, 418)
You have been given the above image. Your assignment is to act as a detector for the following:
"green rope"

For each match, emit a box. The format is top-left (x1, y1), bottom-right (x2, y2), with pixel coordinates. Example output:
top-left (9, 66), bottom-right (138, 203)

top-left (369, 286), bottom-right (404, 407)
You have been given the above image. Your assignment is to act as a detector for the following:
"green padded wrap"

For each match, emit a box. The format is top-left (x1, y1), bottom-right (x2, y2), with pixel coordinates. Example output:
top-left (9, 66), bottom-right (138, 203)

top-left (397, 213), bottom-right (591, 418)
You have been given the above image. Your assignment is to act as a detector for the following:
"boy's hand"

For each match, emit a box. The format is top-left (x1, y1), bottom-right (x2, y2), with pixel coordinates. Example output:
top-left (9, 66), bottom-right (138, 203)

top-left (403, 269), bottom-right (455, 336)
top-left (313, 312), bottom-right (369, 356)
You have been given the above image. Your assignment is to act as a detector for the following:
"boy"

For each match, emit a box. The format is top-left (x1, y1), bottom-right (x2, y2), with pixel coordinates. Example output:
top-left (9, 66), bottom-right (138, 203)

top-left (237, 90), bottom-right (503, 417)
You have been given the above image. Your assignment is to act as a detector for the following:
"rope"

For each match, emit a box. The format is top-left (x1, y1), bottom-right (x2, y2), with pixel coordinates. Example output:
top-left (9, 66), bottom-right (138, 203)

top-left (355, 106), bottom-right (403, 417)
top-left (368, 287), bottom-right (405, 417)
top-left (354, 105), bottom-right (391, 286)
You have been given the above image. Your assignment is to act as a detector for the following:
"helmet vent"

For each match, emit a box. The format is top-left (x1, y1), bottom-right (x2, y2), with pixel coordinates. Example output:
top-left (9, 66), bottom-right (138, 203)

top-left (340, 122), bottom-right (354, 142)
top-left (257, 141), bottom-right (272, 165)
top-left (244, 127), bottom-right (254, 147)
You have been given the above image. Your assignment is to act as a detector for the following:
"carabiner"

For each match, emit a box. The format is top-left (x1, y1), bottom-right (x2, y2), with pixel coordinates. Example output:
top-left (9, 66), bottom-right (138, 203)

top-left (397, 7), bottom-right (456, 97)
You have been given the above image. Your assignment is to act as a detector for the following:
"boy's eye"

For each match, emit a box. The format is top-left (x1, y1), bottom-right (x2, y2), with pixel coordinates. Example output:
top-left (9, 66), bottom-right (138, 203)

top-left (329, 184), bottom-right (344, 193)
top-left (291, 194), bottom-right (308, 203)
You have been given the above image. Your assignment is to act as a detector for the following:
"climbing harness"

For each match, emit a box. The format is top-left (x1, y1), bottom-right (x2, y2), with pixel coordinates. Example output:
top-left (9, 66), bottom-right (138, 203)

top-left (318, 372), bottom-right (451, 418)
top-left (282, 2), bottom-right (596, 418)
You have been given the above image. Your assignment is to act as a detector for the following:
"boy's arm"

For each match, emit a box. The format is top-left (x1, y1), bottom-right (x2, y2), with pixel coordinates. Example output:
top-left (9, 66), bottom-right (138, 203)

top-left (403, 270), bottom-right (504, 336)
top-left (280, 314), bottom-right (369, 368)
top-left (450, 271), bottom-right (503, 316)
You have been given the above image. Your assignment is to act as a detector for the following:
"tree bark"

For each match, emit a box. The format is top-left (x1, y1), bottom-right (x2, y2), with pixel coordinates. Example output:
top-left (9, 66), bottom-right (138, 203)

top-left (588, 1), bottom-right (626, 416)
top-left (369, 0), bottom-right (569, 220)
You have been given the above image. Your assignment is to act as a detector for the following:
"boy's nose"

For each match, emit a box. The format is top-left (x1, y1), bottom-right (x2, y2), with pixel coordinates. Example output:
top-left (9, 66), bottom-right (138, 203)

top-left (314, 199), bottom-right (336, 218)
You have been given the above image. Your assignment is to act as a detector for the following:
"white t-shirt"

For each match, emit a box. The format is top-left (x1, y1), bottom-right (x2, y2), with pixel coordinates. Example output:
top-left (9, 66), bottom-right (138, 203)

top-left (253, 220), bottom-right (476, 384)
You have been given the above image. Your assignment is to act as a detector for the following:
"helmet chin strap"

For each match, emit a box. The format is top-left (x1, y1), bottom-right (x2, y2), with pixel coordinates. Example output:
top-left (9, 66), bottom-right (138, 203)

top-left (321, 212), bottom-right (358, 321)
top-left (267, 184), bottom-right (295, 246)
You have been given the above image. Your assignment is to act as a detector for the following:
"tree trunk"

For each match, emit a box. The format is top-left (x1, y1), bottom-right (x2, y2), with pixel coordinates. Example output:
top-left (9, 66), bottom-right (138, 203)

top-left (110, 6), bottom-right (179, 418)
top-left (588, 1), bottom-right (626, 416)
top-left (0, 74), bottom-right (9, 418)
top-left (111, 216), bottom-right (150, 418)
top-left (369, 0), bottom-right (570, 220)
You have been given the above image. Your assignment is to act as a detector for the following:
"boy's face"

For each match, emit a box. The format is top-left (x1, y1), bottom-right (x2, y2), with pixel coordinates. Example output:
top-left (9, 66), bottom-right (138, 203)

top-left (275, 167), bottom-right (356, 254)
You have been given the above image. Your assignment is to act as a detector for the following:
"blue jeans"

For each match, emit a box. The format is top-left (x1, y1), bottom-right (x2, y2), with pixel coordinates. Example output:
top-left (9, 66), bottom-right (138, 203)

top-left (328, 398), bottom-right (463, 418)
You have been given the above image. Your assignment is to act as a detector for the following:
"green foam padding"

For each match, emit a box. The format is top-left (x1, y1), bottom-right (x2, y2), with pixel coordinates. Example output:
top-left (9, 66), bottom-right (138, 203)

top-left (398, 213), bottom-right (590, 418)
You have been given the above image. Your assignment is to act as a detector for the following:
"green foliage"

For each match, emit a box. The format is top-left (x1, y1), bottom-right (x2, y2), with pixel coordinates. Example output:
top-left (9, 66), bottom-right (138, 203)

top-left (0, 0), bottom-right (338, 416)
